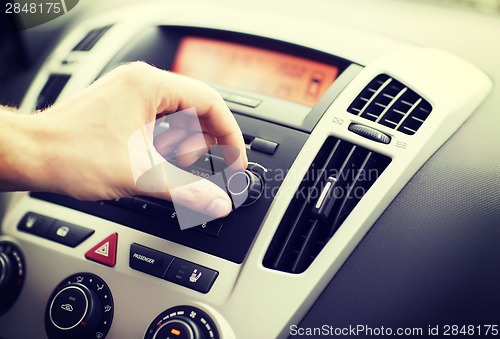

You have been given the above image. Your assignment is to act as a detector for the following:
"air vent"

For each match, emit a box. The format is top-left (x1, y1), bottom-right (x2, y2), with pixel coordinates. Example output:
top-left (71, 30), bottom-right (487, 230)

top-left (347, 74), bottom-right (432, 135)
top-left (263, 137), bottom-right (391, 273)
top-left (72, 25), bottom-right (112, 51)
top-left (35, 74), bottom-right (71, 110)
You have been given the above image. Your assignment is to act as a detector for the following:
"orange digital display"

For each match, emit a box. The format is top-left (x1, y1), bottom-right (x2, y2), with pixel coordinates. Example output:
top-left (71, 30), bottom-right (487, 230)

top-left (171, 37), bottom-right (339, 107)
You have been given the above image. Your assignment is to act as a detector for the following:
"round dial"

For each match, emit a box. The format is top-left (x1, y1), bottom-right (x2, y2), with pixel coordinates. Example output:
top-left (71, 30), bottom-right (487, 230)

top-left (145, 306), bottom-right (219, 339)
top-left (227, 169), bottom-right (264, 206)
top-left (45, 273), bottom-right (113, 339)
top-left (0, 241), bottom-right (25, 315)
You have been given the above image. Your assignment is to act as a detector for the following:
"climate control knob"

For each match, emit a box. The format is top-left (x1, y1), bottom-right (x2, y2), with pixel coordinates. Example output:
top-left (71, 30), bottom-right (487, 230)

top-left (153, 317), bottom-right (204, 339)
top-left (0, 241), bottom-right (25, 315)
top-left (45, 273), bottom-right (113, 339)
top-left (145, 306), bottom-right (219, 339)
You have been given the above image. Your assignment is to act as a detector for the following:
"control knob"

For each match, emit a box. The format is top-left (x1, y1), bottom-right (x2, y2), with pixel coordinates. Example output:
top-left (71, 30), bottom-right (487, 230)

top-left (227, 169), bottom-right (263, 206)
top-left (45, 273), bottom-right (113, 339)
top-left (0, 241), bottom-right (25, 315)
top-left (152, 317), bottom-right (205, 339)
top-left (145, 305), bottom-right (219, 339)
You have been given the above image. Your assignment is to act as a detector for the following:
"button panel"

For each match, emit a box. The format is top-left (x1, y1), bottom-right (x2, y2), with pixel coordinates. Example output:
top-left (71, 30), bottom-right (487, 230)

top-left (106, 197), bottom-right (224, 237)
top-left (18, 213), bottom-right (94, 248)
top-left (129, 244), bottom-right (218, 293)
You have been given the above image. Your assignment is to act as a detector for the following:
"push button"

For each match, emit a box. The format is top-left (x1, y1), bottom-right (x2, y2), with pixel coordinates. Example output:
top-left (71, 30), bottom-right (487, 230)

top-left (18, 212), bottom-right (54, 237)
top-left (225, 94), bottom-right (262, 108)
top-left (250, 137), bottom-right (279, 155)
top-left (130, 198), bottom-right (161, 216)
top-left (194, 221), bottom-right (223, 237)
top-left (129, 244), bottom-right (174, 278)
top-left (85, 233), bottom-right (118, 267)
top-left (106, 196), bottom-right (133, 208)
top-left (164, 259), bottom-right (218, 294)
top-left (46, 221), bottom-right (94, 248)
top-left (157, 204), bottom-right (179, 224)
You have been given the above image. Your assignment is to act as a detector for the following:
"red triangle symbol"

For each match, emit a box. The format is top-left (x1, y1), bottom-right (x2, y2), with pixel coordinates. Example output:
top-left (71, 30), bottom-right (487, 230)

top-left (85, 233), bottom-right (117, 267)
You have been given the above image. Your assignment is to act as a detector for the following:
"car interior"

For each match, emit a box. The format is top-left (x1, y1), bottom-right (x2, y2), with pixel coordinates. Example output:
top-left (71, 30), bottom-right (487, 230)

top-left (1, 0), bottom-right (500, 338)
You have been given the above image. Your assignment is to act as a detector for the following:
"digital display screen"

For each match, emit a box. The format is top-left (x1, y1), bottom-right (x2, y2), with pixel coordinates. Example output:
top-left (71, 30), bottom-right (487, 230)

top-left (172, 37), bottom-right (340, 107)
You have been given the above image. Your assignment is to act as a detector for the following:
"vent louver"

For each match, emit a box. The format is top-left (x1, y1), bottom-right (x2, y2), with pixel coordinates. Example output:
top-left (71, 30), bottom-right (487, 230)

top-left (72, 25), bottom-right (112, 51)
top-left (263, 137), bottom-right (391, 273)
top-left (35, 74), bottom-right (71, 110)
top-left (347, 74), bottom-right (432, 135)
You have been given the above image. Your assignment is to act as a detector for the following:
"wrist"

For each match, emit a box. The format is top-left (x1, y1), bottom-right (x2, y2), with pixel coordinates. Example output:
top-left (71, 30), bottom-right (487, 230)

top-left (0, 109), bottom-right (50, 192)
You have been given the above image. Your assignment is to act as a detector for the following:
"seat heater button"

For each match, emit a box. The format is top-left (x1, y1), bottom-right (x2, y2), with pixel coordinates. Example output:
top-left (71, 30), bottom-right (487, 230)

top-left (129, 243), bottom-right (174, 278)
top-left (164, 259), bottom-right (218, 294)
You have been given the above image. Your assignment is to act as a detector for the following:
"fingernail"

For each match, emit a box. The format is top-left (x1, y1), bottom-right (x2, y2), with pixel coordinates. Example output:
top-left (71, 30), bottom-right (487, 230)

top-left (206, 198), bottom-right (232, 217)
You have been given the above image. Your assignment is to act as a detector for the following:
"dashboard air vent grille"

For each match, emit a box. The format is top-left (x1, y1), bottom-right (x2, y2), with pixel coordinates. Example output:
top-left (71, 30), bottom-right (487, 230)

top-left (72, 25), bottom-right (112, 51)
top-left (347, 74), bottom-right (432, 135)
top-left (35, 74), bottom-right (71, 110)
top-left (263, 137), bottom-right (391, 273)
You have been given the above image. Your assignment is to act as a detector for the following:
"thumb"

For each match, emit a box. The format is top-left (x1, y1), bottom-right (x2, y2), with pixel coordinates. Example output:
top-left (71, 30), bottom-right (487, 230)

top-left (135, 160), bottom-right (232, 227)
top-left (128, 122), bottom-right (232, 228)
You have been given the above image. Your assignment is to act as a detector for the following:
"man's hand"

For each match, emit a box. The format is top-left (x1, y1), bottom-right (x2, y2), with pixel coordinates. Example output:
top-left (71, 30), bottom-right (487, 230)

top-left (1, 62), bottom-right (247, 218)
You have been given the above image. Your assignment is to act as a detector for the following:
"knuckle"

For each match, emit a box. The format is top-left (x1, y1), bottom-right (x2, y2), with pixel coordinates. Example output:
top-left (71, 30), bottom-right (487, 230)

top-left (117, 62), bottom-right (153, 85)
top-left (206, 86), bottom-right (223, 102)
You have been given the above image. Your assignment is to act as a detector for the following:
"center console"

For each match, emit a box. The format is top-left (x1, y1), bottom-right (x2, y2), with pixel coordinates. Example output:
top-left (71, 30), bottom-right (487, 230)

top-left (0, 2), bottom-right (491, 338)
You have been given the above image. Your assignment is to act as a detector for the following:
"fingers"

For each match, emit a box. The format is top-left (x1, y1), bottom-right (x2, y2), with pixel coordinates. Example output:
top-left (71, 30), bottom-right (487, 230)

top-left (150, 68), bottom-right (248, 168)
top-left (153, 127), bottom-right (187, 157)
top-left (175, 132), bottom-right (217, 167)
top-left (110, 62), bottom-right (248, 220)
top-left (135, 160), bottom-right (233, 221)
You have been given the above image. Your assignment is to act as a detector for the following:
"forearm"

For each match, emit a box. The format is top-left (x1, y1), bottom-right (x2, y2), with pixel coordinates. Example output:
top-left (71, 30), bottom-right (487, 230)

top-left (0, 107), bottom-right (43, 192)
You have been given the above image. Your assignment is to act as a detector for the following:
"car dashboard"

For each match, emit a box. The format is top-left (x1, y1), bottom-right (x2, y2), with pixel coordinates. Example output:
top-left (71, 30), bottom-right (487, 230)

top-left (1, 1), bottom-right (499, 338)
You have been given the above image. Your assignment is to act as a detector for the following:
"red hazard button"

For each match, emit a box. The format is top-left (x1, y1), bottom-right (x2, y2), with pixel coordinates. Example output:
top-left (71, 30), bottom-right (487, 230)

top-left (85, 233), bottom-right (118, 267)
